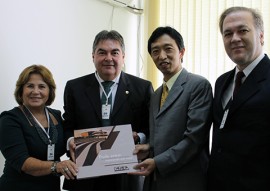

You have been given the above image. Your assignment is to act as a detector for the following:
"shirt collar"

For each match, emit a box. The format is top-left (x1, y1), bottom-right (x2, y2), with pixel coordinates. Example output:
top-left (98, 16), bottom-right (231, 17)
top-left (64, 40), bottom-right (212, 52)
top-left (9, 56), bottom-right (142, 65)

top-left (235, 53), bottom-right (265, 77)
top-left (95, 71), bottom-right (121, 84)
top-left (163, 68), bottom-right (183, 91)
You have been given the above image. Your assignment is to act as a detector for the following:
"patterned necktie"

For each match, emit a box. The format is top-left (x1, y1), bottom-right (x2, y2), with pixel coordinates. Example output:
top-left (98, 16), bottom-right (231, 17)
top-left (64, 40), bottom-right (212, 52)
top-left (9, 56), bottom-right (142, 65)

top-left (233, 71), bottom-right (245, 97)
top-left (160, 83), bottom-right (168, 108)
top-left (101, 81), bottom-right (114, 126)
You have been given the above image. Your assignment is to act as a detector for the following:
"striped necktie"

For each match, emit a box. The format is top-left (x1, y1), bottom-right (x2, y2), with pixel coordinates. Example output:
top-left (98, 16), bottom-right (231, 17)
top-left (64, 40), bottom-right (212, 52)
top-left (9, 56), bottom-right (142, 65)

top-left (160, 83), bottom-right (168, 108)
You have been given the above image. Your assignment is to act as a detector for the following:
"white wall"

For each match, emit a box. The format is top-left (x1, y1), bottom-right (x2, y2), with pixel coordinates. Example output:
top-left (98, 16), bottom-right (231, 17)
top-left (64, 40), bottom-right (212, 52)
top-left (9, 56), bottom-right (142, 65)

top-left (0, 0), bottom-right (143, 181)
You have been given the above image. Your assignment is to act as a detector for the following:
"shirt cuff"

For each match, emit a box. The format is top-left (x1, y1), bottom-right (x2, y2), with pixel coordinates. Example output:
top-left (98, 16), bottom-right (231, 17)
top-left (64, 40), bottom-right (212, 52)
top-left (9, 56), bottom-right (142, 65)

top-left (66, 137), bottom-right (74, 150)
top-left (137, 132), bottom-right (146, 144)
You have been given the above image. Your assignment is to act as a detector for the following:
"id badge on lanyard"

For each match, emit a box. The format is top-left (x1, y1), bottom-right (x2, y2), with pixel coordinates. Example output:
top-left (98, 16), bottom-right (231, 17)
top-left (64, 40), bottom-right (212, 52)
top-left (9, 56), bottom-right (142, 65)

top-left (47, 144), bottom-right (55, 160)
top-left (102, 104), bottom-right (111, 119)
top-left (23, 106), bottom-right (56, 160)
top-left (220, 109), bottom-right (229, 129)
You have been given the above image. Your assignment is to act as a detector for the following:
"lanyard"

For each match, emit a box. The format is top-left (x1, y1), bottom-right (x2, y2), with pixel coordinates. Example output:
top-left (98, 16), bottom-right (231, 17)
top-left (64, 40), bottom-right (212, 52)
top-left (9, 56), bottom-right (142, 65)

top-left (24, 106), bottom-right (52, 144)
top-left (95, 72), bottom-right (117, 105)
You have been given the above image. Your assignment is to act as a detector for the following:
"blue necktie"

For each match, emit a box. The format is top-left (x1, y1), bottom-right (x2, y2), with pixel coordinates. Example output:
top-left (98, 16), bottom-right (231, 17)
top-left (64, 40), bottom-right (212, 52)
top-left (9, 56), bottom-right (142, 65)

top-left (101, 81), bottom-right (114, 126)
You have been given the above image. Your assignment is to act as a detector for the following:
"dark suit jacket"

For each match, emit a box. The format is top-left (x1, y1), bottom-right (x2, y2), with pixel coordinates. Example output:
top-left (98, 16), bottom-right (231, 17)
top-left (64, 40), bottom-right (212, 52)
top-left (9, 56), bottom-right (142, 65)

top-left (208, 54), bottom-right (270, 191)
top-left (62, 72), bottom-right (153, 191)
top-left (145, 69), bottom-right (213, 191)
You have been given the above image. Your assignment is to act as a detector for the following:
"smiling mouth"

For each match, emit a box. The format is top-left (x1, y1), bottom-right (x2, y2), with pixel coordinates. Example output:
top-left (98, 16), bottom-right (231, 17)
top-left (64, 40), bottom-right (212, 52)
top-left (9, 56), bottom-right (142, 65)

top-left (232, 46), bottom-right (244, 50)
top-left (160, 62), bottom-right (169, 66)
top-left (103, 64), bottom-right (114, 67)
top-left (30, 98), bottom-right (41, 100)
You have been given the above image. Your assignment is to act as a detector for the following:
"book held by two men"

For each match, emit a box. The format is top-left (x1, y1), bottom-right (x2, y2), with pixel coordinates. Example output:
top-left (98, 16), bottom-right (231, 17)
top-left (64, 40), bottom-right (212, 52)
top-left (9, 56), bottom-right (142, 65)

top-left (74, 124), bottom-right (138, 179)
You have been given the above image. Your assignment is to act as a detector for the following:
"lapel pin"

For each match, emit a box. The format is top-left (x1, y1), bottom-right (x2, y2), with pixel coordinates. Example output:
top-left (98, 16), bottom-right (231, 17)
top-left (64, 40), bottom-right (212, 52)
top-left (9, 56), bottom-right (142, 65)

top-left (125, 91), bottom-right (129, 94)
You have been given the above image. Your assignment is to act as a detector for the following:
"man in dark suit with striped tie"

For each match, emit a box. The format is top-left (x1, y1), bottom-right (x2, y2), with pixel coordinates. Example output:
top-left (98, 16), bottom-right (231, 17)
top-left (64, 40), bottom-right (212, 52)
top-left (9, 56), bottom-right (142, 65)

top-left (62, 30), bottom-right (153, 191)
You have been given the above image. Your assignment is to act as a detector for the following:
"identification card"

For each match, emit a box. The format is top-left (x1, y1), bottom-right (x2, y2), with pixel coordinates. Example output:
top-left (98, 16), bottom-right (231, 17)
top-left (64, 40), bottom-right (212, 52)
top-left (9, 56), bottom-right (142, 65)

top-left (220, 109), bottom-right (229, 129)
top-left (102, 104), bottom-right (111, 119)
top-left (47, 144), bottom-right (55, 160)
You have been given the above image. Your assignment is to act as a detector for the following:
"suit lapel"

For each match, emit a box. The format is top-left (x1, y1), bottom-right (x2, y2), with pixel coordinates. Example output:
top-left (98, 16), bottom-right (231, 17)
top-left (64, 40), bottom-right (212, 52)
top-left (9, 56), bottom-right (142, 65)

top-left (85, 74), bottom-right (102, 120)
top-left (152, 87), bottom-right (162, 118)
top-left (111, 72), bottom-right (129, 117)
top-left (215, 70), bottom-right (235, 113)
top-left (156, 69), bottom-right (187, 118)
top-left (229, 55), bottom-right (270, 115)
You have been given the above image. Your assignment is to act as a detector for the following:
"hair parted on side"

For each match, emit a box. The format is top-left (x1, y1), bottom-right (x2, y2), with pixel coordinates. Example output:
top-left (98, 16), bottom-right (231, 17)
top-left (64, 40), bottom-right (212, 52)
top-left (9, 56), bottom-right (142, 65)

top-left (14, 64), bottom-right (56, 106)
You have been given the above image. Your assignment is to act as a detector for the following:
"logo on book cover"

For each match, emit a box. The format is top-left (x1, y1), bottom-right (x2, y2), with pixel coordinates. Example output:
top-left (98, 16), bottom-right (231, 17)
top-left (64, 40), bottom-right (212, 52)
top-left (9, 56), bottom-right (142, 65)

top-left (114, 166), bottom-right (129, 172)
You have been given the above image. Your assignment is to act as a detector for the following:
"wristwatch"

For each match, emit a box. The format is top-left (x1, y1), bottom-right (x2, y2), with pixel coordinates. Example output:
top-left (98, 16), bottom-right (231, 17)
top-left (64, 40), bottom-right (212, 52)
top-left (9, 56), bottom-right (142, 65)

top-left (50, 161), bottom-right (59, 176)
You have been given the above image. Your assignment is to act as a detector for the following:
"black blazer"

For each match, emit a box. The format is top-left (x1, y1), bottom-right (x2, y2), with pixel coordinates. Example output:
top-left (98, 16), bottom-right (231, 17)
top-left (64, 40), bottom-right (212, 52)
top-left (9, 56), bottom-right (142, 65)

top-left (62, 72), bottom-right (153, 191)
top-left (208, 54), bottom-right (270, 191)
